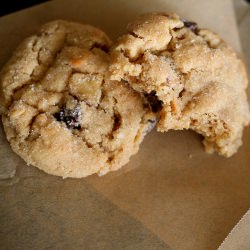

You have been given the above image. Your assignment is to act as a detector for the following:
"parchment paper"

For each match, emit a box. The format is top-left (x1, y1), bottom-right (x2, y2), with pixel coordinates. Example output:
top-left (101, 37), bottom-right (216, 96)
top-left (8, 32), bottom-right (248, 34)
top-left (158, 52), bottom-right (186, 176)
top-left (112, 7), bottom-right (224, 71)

top-left (0, 0), bottom-right (249, 249)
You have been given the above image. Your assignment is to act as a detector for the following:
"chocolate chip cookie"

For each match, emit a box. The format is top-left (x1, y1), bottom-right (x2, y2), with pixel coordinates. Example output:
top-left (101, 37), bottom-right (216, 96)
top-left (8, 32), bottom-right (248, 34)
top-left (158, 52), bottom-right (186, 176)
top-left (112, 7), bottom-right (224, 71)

top-left (0, 20), bottom-right (152, 178)
top-left (109, 12), bottom-right (250, 157)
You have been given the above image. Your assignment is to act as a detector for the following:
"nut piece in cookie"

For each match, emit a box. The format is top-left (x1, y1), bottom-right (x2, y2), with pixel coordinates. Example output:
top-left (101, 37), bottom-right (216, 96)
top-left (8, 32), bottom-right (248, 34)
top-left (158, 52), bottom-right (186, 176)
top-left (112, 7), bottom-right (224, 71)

top-left (109, 12), bottom-right (250, 157)
top-left (0, 20), bottom-right (151, 178)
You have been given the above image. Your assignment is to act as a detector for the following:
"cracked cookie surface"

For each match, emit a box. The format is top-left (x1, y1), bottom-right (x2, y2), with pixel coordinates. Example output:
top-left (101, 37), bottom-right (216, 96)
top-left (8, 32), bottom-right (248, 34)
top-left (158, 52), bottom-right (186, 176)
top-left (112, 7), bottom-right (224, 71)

top-left (109, 12), bottom-right (250, 157)
top-left (0, 20), bottom-right (151, 178)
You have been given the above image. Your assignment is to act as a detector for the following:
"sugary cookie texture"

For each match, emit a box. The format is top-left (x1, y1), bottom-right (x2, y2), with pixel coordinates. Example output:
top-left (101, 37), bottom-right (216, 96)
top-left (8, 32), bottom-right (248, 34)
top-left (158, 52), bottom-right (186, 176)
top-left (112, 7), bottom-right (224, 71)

top-left (110, 12), bottom-right (250, 157)
top-left (0, 20), bottom-right (151, 178)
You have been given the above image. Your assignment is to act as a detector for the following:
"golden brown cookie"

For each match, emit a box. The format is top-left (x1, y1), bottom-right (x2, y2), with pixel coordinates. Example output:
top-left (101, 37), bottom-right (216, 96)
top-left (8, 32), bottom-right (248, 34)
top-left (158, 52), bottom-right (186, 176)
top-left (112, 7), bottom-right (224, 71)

top-left (0, 20), bottom-right (152, 178)
top-left (109, 12), bottom-right (250, 157)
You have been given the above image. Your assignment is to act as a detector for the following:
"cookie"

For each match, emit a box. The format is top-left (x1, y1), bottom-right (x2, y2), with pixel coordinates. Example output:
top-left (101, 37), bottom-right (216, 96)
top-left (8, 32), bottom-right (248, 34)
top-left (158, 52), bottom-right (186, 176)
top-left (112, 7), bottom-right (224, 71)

top-left (0, 20), bottom-right (152, 178)
top-left (109, 12), bottom-right (250, 157)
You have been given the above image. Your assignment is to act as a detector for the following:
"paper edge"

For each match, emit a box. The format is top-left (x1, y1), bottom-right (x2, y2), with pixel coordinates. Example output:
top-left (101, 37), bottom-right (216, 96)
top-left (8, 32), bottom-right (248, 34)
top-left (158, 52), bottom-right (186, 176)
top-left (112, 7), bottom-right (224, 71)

top-left (217, 208), bottom-right (250, 250)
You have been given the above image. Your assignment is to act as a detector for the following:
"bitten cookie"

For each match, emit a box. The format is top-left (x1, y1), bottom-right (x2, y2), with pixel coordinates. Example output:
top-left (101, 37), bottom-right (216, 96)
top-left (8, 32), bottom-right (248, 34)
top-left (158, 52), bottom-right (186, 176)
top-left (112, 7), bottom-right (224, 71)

top-left (109, 12), bottom-right (250, 157)
top-left (0, 20), bottom-right (152, 178)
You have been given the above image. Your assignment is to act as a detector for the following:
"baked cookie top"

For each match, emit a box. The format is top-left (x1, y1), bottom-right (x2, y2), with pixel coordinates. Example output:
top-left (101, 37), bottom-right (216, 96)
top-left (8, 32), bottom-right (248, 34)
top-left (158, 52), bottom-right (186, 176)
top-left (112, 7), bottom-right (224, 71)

top-left (109, 12), bottom-right (250, 157)
top-left (0, 20), bottom-right (151, 178)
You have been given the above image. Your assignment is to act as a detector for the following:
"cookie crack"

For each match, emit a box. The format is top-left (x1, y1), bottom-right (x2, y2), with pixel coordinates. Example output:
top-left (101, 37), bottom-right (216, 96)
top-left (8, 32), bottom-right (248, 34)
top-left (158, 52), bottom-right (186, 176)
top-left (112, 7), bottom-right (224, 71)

top-left (26, 112), bottom-right (44, 141)
top-left (31, 28), bottom-right (66, 80)
top-left (106, 97), bottom-right (122, 142)
top-left (5, 34), bottom-right (67, 112)
top-left (128, 31), bottom-right (144, 40)
top-left (90, 42), bottom-right (110, 53)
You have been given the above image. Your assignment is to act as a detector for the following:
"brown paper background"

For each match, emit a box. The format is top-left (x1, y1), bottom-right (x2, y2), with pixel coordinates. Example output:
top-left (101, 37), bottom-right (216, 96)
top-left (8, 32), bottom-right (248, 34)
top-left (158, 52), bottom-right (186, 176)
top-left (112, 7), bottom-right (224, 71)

top-left (0, 0), bottom-right (249, 249)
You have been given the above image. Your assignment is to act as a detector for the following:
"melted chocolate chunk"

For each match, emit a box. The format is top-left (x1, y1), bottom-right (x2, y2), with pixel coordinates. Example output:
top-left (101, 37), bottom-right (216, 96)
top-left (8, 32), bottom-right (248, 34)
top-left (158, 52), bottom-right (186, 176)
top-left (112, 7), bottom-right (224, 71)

top-left (144, 91), bottom-right (163, 113)
top-left (183, 20), bottom-right (199, 33)
top-left (54, 106), bottom-right (81, 129)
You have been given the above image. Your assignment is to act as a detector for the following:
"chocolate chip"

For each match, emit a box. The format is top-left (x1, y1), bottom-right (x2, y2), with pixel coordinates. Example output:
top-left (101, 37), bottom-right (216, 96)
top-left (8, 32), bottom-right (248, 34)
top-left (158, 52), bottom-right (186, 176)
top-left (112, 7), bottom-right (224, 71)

top-left (54, 106), bottom-right (81, 129)
top-left (144, 91), bottom-right (163, 113)
top-left (183, 20), bottom-right (199, 33)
